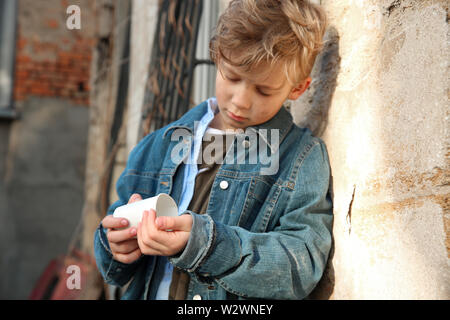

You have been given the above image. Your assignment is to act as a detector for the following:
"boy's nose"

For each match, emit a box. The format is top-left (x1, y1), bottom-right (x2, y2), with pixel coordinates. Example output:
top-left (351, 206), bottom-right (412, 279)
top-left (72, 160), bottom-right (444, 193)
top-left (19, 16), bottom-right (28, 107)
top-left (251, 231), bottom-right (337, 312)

top-left (231, 88), bottom-right (252, 110)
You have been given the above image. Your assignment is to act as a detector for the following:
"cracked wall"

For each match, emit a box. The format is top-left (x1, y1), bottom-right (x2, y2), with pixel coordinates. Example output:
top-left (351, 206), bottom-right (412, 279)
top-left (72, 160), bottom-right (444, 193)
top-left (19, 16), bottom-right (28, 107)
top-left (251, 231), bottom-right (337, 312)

top-left (293, 0), bottom-right (449, 299)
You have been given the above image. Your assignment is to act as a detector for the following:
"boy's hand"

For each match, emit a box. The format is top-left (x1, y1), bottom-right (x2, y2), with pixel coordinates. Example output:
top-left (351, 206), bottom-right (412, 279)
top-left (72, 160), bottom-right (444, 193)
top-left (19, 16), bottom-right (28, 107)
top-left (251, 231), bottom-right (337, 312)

top-left (101, 193), bottom-right (143, 264)
top-left (137, 209), bottom-right (192, 257)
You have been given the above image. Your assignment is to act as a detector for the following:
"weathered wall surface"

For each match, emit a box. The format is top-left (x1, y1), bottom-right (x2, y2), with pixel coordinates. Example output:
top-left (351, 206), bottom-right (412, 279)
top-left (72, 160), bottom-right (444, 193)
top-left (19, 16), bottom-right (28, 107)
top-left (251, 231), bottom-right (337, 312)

top-left (125, 0), bottom-right (159, 155)
top-left (293, 0), bottom-right (449, 299)
top-left (0, 98), bottom-right (89, 299)
top-left (80, 0), bottom-right (131, 257)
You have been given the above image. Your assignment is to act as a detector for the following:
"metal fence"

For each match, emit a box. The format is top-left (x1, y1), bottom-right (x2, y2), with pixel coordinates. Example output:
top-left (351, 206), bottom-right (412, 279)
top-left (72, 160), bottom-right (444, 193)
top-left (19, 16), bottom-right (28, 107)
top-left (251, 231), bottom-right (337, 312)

top-left (141, 0), bottom-right (213, 136)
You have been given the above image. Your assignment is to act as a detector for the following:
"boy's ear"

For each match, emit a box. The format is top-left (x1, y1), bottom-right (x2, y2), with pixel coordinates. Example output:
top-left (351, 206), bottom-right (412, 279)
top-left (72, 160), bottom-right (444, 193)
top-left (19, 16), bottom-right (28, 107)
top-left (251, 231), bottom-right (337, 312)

top-left (287, 77), bottom-right (311, 100)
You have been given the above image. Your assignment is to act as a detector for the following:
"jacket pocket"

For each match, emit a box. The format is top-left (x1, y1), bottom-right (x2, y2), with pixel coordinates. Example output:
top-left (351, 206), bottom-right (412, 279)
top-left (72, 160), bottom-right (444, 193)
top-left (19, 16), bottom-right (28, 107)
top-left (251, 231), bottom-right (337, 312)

top-left (237, 177), bottom-right (274, 232)
top-left (123, 170), bottom-right (160, 197)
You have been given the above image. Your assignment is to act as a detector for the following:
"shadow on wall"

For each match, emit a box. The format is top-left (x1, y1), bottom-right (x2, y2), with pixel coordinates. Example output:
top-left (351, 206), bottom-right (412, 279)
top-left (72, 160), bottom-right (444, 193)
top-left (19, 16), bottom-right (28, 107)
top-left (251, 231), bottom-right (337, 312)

top-left (293, 26), bottom-right (341, 300)
top-left (293, 26), bottom-right (341, 138)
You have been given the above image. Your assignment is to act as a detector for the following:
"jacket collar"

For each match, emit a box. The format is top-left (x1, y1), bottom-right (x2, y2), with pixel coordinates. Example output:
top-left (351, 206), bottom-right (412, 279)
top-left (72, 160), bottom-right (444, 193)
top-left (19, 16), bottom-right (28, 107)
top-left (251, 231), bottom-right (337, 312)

top-left (163, 100), bottom-right (209, 138)
top-left (247, 105), bottom-right (293, 153)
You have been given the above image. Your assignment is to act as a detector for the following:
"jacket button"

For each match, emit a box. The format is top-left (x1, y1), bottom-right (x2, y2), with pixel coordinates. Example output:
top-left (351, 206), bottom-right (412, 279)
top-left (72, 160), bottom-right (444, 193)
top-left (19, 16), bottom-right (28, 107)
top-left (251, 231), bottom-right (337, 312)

top-left (242, 139), bottom-right (251, 148)
top-left (219, 180), bottom-right (229, 190)
top-left (193, 294), bottom-right (202, 300)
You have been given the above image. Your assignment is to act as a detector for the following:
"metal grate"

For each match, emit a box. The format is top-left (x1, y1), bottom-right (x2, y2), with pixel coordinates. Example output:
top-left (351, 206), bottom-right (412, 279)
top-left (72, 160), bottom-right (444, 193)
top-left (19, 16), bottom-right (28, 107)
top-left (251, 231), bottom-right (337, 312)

top-left (141, 0), bottom-right (213, 137)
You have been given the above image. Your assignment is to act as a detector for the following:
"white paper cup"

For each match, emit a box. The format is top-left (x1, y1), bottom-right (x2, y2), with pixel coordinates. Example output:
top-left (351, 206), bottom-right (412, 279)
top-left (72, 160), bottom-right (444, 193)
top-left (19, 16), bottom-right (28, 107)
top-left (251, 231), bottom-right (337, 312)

top-left (113, 193), bottom-right (178, 229)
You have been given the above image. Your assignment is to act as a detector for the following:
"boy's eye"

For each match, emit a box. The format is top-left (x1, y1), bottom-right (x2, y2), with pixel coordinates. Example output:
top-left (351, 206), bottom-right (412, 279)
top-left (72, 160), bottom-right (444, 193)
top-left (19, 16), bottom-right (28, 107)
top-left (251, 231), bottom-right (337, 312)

top-left (258, 90), bottom-right (271, 97)
top-left (227, 77), bottom-right (239, 82)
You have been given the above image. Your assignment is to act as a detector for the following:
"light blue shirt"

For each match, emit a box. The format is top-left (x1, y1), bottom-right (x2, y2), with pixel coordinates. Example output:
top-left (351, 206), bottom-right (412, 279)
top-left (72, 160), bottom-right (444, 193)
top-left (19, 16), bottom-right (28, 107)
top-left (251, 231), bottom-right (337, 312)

top-left (155, 97), bottom-right (219, 299)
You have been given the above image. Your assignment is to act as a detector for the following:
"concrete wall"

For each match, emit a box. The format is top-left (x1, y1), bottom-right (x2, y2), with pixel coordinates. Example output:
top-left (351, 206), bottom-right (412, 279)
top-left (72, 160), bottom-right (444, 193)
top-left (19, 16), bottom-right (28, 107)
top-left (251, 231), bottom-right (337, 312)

top-left (293, 0), bottom-right (449, 299)
top-left (0, 98), bottom-right (89, 299)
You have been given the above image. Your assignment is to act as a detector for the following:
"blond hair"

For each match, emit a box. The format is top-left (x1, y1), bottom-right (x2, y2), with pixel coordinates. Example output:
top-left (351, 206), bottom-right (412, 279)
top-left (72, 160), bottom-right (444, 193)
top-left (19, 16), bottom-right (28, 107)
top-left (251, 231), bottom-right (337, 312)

top-left (210, 0), bottom-right (327, 85)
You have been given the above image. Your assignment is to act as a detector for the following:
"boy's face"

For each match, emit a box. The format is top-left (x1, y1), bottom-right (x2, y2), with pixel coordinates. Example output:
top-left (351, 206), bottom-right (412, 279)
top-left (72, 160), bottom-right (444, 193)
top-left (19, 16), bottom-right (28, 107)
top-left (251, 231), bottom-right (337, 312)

top-left (212, 59), bottom-right (311, 131)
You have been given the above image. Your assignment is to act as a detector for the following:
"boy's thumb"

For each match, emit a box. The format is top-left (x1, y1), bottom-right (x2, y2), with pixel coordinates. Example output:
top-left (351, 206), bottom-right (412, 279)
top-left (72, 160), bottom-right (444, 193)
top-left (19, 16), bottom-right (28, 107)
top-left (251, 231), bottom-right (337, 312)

top-left (155, 215), bottom-right (192, 232)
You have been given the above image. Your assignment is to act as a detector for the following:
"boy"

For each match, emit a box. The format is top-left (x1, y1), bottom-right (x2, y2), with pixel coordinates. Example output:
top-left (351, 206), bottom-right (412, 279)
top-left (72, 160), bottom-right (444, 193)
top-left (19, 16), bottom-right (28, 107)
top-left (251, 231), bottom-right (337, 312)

top-left (94, 0), bottom-right (332, 300)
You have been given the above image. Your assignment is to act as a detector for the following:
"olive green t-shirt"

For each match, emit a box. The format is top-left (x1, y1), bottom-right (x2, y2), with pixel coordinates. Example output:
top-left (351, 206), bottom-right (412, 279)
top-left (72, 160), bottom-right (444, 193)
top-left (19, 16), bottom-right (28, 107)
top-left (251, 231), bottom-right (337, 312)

top-left (168, 128), bottom-right (235, 300)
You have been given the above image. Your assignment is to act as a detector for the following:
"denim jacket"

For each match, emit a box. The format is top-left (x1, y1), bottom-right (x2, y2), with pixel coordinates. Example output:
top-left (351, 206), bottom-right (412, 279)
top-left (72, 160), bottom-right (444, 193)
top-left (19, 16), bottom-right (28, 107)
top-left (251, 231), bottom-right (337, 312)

top-left (94, 99), bottom-right (333, 300)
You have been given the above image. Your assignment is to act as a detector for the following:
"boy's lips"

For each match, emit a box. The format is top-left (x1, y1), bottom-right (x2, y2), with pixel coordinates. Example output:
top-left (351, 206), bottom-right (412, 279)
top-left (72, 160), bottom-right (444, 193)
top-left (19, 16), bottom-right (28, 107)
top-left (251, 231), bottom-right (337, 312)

top-left (227, 111), bottom-right (247, 122)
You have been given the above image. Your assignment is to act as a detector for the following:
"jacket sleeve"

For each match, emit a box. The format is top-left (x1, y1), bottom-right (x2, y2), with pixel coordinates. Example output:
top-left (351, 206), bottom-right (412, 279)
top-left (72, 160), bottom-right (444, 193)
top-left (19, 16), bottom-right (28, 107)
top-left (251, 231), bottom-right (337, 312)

top-left (93, 133), bottom-right (156, 287)
top-left (169, 140), bottom-right (333, 299)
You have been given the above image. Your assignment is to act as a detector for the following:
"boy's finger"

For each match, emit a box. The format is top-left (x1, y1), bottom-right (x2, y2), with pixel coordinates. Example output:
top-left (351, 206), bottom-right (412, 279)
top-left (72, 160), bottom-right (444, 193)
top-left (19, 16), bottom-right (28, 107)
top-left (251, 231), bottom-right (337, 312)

top-left (140, 211), bottom-right (167, 249)
top-left (155, 214), bottom-right (192, 232)
top-left (110, 238), bottom-right (139, 254)
top-left (143, 209), bottom-right (158, 233)
top-left (139, 212), bottom-right (151, 245)
top-left (114, 247), bottom-right (142, 264)
top-left (128, 193), bottom-right (142, 204)
top-left (107, 227), bottom-right (137, 243)
top-left (140, 209), bottom-right (158, 244)
top-left (103, 194), bottom-right (142, 229)
top-left (102, 215), bottom-right (129, 229)
top-left (137, 221), bottom-right (164, 256)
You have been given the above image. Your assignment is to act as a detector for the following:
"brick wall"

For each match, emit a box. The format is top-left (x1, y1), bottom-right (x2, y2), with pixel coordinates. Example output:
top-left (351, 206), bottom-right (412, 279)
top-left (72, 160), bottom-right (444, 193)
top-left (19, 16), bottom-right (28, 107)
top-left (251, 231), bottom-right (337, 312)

top-left (13, 0), bottom-right (96, 106)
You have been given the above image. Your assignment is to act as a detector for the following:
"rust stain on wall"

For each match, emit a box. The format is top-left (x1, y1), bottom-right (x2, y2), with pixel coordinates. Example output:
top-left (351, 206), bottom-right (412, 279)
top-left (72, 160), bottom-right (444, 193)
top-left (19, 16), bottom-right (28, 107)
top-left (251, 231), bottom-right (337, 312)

top-left (360, 167), bottom-right (449, 258)
top-left (434, 194), bottom-right (450, 258)
top-left (352, 193), bottom-right (450, 258)
top-left (360, 167), bottom-right (448, 195)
